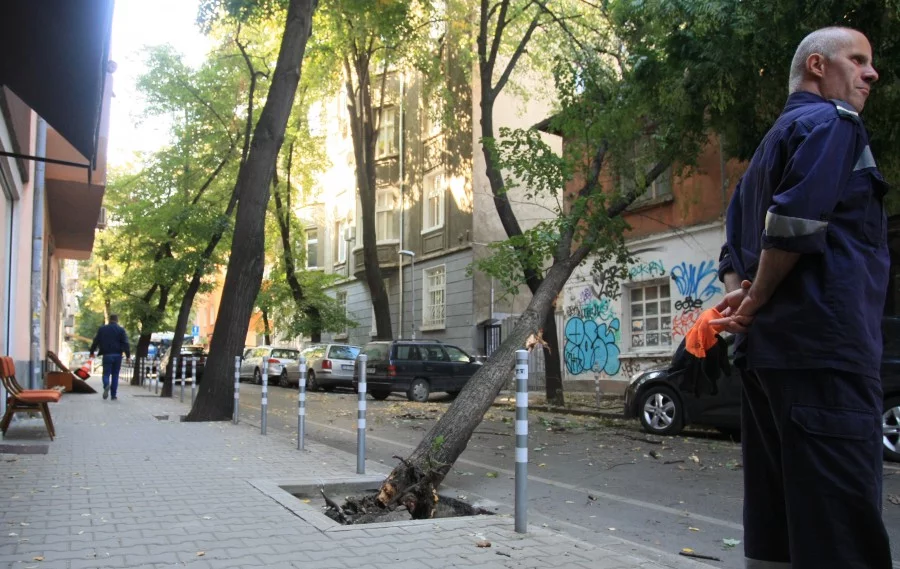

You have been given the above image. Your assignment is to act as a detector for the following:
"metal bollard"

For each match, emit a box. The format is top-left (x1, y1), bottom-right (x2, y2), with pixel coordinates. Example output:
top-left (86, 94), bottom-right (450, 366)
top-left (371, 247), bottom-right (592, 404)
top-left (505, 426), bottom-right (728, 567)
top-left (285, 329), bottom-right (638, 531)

top-left (191, 357), bottom-right (197, 405)
top-left (154, 357), bottom-right (159, 395)
top-left (261, 359), bottom-right (268, 435)
top-left (357, 354), bottom-right (367, 474)
top-left (515, 349), bottom-right (529, 533)
top-left (233, 356), bottom-right (240, 424)
top-left (298, 356), bottom-right (306, 450)
top-left (180, 356), bottom-right (185, 403)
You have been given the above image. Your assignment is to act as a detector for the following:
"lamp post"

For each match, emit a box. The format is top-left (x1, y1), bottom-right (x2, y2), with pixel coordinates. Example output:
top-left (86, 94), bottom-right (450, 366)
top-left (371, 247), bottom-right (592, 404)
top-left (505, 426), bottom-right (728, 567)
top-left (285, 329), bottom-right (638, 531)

top-left (399, 250), bottom-right (416, 339)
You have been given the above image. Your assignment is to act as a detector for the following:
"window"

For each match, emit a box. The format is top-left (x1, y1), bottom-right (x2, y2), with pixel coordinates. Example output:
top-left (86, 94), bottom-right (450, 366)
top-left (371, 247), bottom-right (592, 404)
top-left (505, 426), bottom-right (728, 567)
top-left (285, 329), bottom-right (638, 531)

top-left (329, 345), bottom-right (359, 360)
top-left (423, 97), bottom-right (442, 138)
top-left (336, 291), bottom-right (348, 337)
top-left (306, 228), bottom-right (319, 268)
top-left (629, 283), bottom-right (672, 349)
top-left (422, 265), bottom-right (446, 330)
top-left (375, 189), bottom-right (399, 241)
top-left (334, 219), bottom-right (348, 264)
top-left (375, 107), bottom-right (397, 158)
top-left (423, 172), bottom-right (445, 231)
top-left (395, 345), bottom-right (422, 361)
top-left (444, 346), bottom-right (471, 363)
top-left (623, 166), bottom-right (673, 203)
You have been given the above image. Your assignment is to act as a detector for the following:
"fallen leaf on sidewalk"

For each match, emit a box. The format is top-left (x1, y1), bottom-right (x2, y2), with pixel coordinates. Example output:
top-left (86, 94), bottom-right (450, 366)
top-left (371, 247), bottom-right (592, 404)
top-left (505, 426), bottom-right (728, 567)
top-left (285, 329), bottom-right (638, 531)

top-left (723, 538), bottom-right (741, 548)
top-left (688, 527), bottom-right (700, 532)
top-left (32, 556), bottom-right (43, 561)
top-left (486, 472), bottom-right (498, 478)
top-left (689, 455), bottom-right (700, 464)
top-left (888, 494), bottom-right (900, 506)
top-left (475, 540), bottom-right (491, 548)
top-left (196, 551), bottom-right (205, 557)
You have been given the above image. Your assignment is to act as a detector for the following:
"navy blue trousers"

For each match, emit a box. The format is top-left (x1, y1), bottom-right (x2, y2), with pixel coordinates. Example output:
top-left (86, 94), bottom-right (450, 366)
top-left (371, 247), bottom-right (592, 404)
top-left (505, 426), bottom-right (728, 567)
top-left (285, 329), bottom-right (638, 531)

top-left (741, 368), bottom-right (892, 568)
top-left (101, 354), bottom-right (122, 398)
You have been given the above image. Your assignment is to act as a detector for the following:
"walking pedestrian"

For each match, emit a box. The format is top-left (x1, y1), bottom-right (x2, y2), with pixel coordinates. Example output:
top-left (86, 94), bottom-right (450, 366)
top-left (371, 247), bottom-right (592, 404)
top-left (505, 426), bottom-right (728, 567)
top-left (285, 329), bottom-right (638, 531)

top-left (712, 26), bottom-right (892, 568)
top-left (89, 314), bottom-right (131, 401)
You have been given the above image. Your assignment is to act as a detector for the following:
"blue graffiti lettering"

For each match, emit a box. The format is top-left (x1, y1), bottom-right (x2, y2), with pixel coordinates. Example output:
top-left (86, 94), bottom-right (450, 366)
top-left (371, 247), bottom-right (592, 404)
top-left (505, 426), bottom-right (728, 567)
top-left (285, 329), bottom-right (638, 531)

top-left (670, 260), bottom-right (722, 304)
top-left (564, 317), bottom-right (621, 376)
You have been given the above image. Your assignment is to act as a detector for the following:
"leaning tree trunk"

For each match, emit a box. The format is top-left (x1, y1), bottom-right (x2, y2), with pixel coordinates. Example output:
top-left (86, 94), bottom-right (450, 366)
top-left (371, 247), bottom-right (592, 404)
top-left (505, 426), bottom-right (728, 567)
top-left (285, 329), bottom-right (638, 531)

top-left (375, 250), bottom-right (587, 518)
top-left (185, 0), bottom-right (318, 421)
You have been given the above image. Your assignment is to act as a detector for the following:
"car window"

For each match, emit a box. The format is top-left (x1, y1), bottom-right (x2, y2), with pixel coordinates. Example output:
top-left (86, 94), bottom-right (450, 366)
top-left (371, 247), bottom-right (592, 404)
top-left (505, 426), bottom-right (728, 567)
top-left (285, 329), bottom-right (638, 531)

top-left (394, 345), bottom-right (422, 361)
top-left (329, 345), bottom-right (359, 360)
top-left (273, 349), bottom-right (296, 359)
top-left (423, 345), bottom-right (448, 362)
top-left (444, 346), bottom-right (471, 363)
top-left (364, 343), bottom-right (390, 361)
top-left (302, 346), bottom-right (326, 360)
top-left (251, 348), bottom-right (268, 358)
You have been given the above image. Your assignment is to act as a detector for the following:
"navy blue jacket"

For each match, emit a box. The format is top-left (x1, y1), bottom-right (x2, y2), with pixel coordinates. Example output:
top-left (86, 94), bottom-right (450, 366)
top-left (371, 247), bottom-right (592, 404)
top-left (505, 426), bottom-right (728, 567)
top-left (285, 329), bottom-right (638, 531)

top-left (719, 92), bottom-right (889, 378)
top-left (90, 322), bottom-right (131, 358)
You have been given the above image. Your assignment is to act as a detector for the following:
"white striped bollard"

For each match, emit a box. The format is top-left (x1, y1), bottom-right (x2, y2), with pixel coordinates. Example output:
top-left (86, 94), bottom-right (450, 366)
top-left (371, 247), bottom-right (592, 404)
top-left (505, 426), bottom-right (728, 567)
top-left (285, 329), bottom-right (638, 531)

top-left (190, 357), bottom-right (197, 405)
top-left (233, 356), bottom-right (240, 424)
top-left (298, 356), bottom-right (306, 450)
top-left (261, 359), bottom-right (268, 435)
top-left (154, 357), bottom-right (160, 394)
top-left (515, 349), bottom-right (528, 533)
top-left (180, 356), bottom-right (186, 403)
top-left (357, 354), bottom-right (367, 474)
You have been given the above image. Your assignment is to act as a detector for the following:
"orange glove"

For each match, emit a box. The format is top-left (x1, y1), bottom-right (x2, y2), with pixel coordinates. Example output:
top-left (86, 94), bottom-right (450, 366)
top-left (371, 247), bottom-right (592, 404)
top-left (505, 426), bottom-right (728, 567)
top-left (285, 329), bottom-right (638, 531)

top-left (685, 308), bottom-right (725, 358)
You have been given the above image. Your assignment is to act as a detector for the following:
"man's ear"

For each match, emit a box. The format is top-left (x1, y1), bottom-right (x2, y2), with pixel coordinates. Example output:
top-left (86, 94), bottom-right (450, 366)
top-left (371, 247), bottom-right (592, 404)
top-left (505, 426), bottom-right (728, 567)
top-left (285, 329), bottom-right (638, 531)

top-left (806, 53), bottom-right (827, 79)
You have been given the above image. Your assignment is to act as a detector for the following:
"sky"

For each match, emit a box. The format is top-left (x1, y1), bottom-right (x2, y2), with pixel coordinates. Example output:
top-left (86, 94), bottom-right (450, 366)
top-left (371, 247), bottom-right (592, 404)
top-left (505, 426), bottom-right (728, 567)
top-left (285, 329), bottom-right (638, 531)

top-left (107, 0), bottom-right (212, 168)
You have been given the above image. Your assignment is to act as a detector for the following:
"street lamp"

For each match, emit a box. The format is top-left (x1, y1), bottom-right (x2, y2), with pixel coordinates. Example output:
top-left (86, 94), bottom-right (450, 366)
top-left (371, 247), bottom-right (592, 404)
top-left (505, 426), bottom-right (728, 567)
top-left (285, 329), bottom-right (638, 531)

top-left (399, 250), bottom-right (416, 339)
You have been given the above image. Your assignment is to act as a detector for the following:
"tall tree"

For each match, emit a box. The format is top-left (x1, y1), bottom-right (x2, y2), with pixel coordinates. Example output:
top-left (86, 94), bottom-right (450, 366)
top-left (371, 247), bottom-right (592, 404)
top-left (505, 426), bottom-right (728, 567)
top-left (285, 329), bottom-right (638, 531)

top-left (186, 0), bottom-right (319, 421)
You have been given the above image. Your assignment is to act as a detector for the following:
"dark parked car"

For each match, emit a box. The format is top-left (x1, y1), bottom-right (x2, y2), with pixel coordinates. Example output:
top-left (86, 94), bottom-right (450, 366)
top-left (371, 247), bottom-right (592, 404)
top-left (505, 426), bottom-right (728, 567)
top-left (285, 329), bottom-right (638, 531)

top-left (354, 340), bottom-right (482, 402)
top-left (624, 320), bottom-right (900, 462)
top-left (159, 345), bottom-right (208, 384)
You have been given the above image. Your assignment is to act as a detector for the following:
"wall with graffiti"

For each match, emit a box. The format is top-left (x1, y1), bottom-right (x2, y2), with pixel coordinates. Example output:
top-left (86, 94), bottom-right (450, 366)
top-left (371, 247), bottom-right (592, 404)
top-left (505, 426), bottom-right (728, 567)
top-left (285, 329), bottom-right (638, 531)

top-left (562, 224), bottom-right (725, 381)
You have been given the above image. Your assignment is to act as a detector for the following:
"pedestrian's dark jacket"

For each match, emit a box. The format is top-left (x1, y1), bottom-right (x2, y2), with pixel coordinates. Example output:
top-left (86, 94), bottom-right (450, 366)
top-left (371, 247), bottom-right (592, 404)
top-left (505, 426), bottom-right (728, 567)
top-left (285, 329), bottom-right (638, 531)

top-left (90, 322), bottom-right (131, 358)
top-left (718, 92), bottom-right (889, 378)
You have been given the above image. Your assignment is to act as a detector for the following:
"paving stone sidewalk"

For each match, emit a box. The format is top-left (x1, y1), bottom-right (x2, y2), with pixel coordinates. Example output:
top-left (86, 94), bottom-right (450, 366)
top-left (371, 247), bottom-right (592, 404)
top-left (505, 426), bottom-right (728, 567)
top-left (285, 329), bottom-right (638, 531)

top-left (0, 378), bottom-right (708, 569)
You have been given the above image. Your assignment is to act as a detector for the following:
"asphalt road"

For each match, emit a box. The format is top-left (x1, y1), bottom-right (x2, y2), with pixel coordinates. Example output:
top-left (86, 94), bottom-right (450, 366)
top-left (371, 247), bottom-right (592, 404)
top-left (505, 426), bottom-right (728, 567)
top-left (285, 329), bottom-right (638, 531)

top-left (235, 382), bottom-right (900, 568)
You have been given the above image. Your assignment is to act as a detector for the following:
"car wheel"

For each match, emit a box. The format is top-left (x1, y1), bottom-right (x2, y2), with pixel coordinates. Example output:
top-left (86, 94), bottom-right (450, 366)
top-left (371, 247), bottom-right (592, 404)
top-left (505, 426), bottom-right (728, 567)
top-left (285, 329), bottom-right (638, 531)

top-left (883, 396), bottom-right (900, 462)
top-left (279, 372), bottom-right (290, 388)
top-left (253, 368), bottom-right (262, 385)
top-left (370, 390), bottom-right (390, 401)
top-left (638, 385), bottom-right (684, 436)
top-left (306, 370), bottom-right (319, 392)
top-left (407, 378), bottom-right (431, 403)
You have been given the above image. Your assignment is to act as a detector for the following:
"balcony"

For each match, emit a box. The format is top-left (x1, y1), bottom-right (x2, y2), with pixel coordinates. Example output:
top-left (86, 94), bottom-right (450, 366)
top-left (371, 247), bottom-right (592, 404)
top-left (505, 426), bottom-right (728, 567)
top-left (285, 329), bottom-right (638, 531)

top-left (352, 242), bottom-right (400, 278)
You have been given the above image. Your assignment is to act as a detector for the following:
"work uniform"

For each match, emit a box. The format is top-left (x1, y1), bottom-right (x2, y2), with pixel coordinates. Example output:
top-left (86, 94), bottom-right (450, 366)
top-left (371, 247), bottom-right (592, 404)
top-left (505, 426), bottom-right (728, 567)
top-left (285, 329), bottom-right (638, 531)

top-left (719, 92), bottom-right (892, 568)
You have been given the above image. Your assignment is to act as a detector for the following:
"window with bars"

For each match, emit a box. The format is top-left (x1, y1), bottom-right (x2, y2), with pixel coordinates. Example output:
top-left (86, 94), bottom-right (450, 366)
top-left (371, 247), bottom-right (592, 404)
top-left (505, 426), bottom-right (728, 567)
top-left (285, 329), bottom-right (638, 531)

top-left (422, 265), bottom-right (446, 330)
top-left (375, 107), bottom-right (397, 158)
top-left (375, 189), bottom-right (399, 241)
top-left (629, 282), bottom-right (672, 349)
top-left (423, 172), bottom-right (445, 231)
top-left (306, 228), bottom-right (318, 269)
top-left (336, 291), bottom-right (348, 337)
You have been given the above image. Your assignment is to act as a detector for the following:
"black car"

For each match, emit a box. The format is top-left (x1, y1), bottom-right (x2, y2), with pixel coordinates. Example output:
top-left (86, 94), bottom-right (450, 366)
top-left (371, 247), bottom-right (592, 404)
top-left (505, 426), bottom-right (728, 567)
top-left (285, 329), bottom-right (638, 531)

top-left (624, 320), bottom-right (900, 462)
top-left (159, 345), bottom-right (208, 384)
top-left (353, 340), bottom-right (482, 402)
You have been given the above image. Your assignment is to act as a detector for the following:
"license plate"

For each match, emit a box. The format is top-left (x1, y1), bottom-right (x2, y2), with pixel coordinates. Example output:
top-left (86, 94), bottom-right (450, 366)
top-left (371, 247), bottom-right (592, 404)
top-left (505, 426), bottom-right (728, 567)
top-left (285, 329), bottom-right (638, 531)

top-left (342, 364), bottom-right (353, 371)
top-left (366, 367), bottom-right (376, 374)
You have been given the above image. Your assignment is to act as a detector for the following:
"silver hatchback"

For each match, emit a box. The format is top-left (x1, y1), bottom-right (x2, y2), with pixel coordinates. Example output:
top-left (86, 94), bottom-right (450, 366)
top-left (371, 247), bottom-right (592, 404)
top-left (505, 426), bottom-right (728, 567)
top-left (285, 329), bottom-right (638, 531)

top-left (301, 344), bottom-right (361, 391)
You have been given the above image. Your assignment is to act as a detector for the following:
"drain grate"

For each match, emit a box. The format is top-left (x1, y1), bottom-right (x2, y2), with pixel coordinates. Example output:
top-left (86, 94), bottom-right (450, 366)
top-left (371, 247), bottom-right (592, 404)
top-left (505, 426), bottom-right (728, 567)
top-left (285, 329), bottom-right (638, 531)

top-left (0, 444), bottom-right (49, 454)
top-left (153, 415), bottom-right (169, 421)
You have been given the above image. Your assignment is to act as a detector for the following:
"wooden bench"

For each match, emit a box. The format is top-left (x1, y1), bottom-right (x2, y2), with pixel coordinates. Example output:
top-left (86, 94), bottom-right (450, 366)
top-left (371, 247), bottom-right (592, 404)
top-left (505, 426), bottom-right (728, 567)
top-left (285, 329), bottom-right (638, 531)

top-left (0, 356), bottom-right (60, 440)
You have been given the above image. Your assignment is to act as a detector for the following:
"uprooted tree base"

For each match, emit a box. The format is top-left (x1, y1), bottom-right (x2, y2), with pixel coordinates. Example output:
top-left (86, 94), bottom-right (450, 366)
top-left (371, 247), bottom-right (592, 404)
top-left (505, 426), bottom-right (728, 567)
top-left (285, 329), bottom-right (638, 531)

top-left (320, 456), bottom-right (490, 524)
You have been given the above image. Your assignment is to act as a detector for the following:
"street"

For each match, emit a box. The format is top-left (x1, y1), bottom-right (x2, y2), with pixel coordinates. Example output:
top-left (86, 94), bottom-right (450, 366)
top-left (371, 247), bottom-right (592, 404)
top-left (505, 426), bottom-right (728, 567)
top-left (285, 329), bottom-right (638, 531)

top-left (233, 382), bottom-right (900, 568)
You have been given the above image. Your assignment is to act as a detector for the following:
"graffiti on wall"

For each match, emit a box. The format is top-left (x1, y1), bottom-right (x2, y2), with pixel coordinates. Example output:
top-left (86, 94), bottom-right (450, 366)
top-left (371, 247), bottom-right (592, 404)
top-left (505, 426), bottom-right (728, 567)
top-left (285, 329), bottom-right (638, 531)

top-left (669, 260), bottom-right (722, 338)
top-left (564, 316), bottom-right (621, 376)
top-left (628, 260), bottom-right (666, 280)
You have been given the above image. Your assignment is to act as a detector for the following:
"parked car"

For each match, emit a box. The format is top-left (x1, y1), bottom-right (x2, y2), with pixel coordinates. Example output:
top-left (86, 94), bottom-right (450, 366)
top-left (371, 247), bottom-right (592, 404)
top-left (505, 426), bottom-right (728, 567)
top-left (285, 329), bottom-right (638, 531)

top-left (354, 340), bottom-right (482, 402)
top-left (158, 345), bottom-right (208, 384)
top-left (239, 346), bottom-right (300, 387)
top-left (624, 319), bottom-right (900, 462)
top-left (300, 343), bottom-right (361, 391)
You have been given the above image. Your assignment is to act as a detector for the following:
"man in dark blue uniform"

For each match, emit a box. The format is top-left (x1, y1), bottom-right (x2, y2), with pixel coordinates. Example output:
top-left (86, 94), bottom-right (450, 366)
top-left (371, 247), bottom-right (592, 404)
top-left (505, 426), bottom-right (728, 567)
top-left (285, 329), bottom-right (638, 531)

top-left (89, 314), bottom-right (131, 401)
top-left (713, 27), bottom-right (892, 567)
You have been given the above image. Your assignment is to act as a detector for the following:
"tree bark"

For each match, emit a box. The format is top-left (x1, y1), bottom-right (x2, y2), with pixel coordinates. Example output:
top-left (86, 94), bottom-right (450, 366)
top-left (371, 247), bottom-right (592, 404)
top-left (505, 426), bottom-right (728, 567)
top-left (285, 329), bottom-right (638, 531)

top-left (186, 0), bottom-right (318, 421)
top-left (376, 250), bottom-right (587, 517)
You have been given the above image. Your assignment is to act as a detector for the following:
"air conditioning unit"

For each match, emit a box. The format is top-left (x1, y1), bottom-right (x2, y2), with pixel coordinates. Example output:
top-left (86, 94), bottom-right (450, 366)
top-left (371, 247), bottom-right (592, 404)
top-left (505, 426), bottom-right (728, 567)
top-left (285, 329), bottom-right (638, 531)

top-left (344, 225), bottom-right (355, 242)
top-left (97, 207), bottom-right (107, 229)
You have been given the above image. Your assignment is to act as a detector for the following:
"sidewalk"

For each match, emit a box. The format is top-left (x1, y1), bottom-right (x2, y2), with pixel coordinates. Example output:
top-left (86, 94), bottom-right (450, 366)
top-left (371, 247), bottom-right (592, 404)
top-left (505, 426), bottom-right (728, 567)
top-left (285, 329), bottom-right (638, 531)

top-left (0, 378), bottom-right (708, 569)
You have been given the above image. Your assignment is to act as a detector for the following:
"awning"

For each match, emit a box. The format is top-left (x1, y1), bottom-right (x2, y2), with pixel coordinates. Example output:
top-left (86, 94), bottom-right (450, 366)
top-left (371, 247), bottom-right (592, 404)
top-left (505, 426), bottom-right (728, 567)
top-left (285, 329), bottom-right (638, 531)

top-left (0, 0), bottom-right (114, 167)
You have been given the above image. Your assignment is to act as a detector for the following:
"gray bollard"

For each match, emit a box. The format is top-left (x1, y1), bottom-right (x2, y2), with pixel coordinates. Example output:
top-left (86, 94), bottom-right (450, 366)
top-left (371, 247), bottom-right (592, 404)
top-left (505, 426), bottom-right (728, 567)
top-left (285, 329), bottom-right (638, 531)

top-left (233, 356), bottom-right (240, 424)
top-left (298, 356), bottom-right (306, 450)
top-left (515, 349), bottom-right (529, 533)
top-left (357, 354), bottom-right (367, 474)
top-left (154, 357), bottom-right (159, 395)
top-left (180, 356), bottom-right (186, 403)
top-left (261, 359), bottom-right (268, 435)
top-left (191, 357), bottom-right (197, 405)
